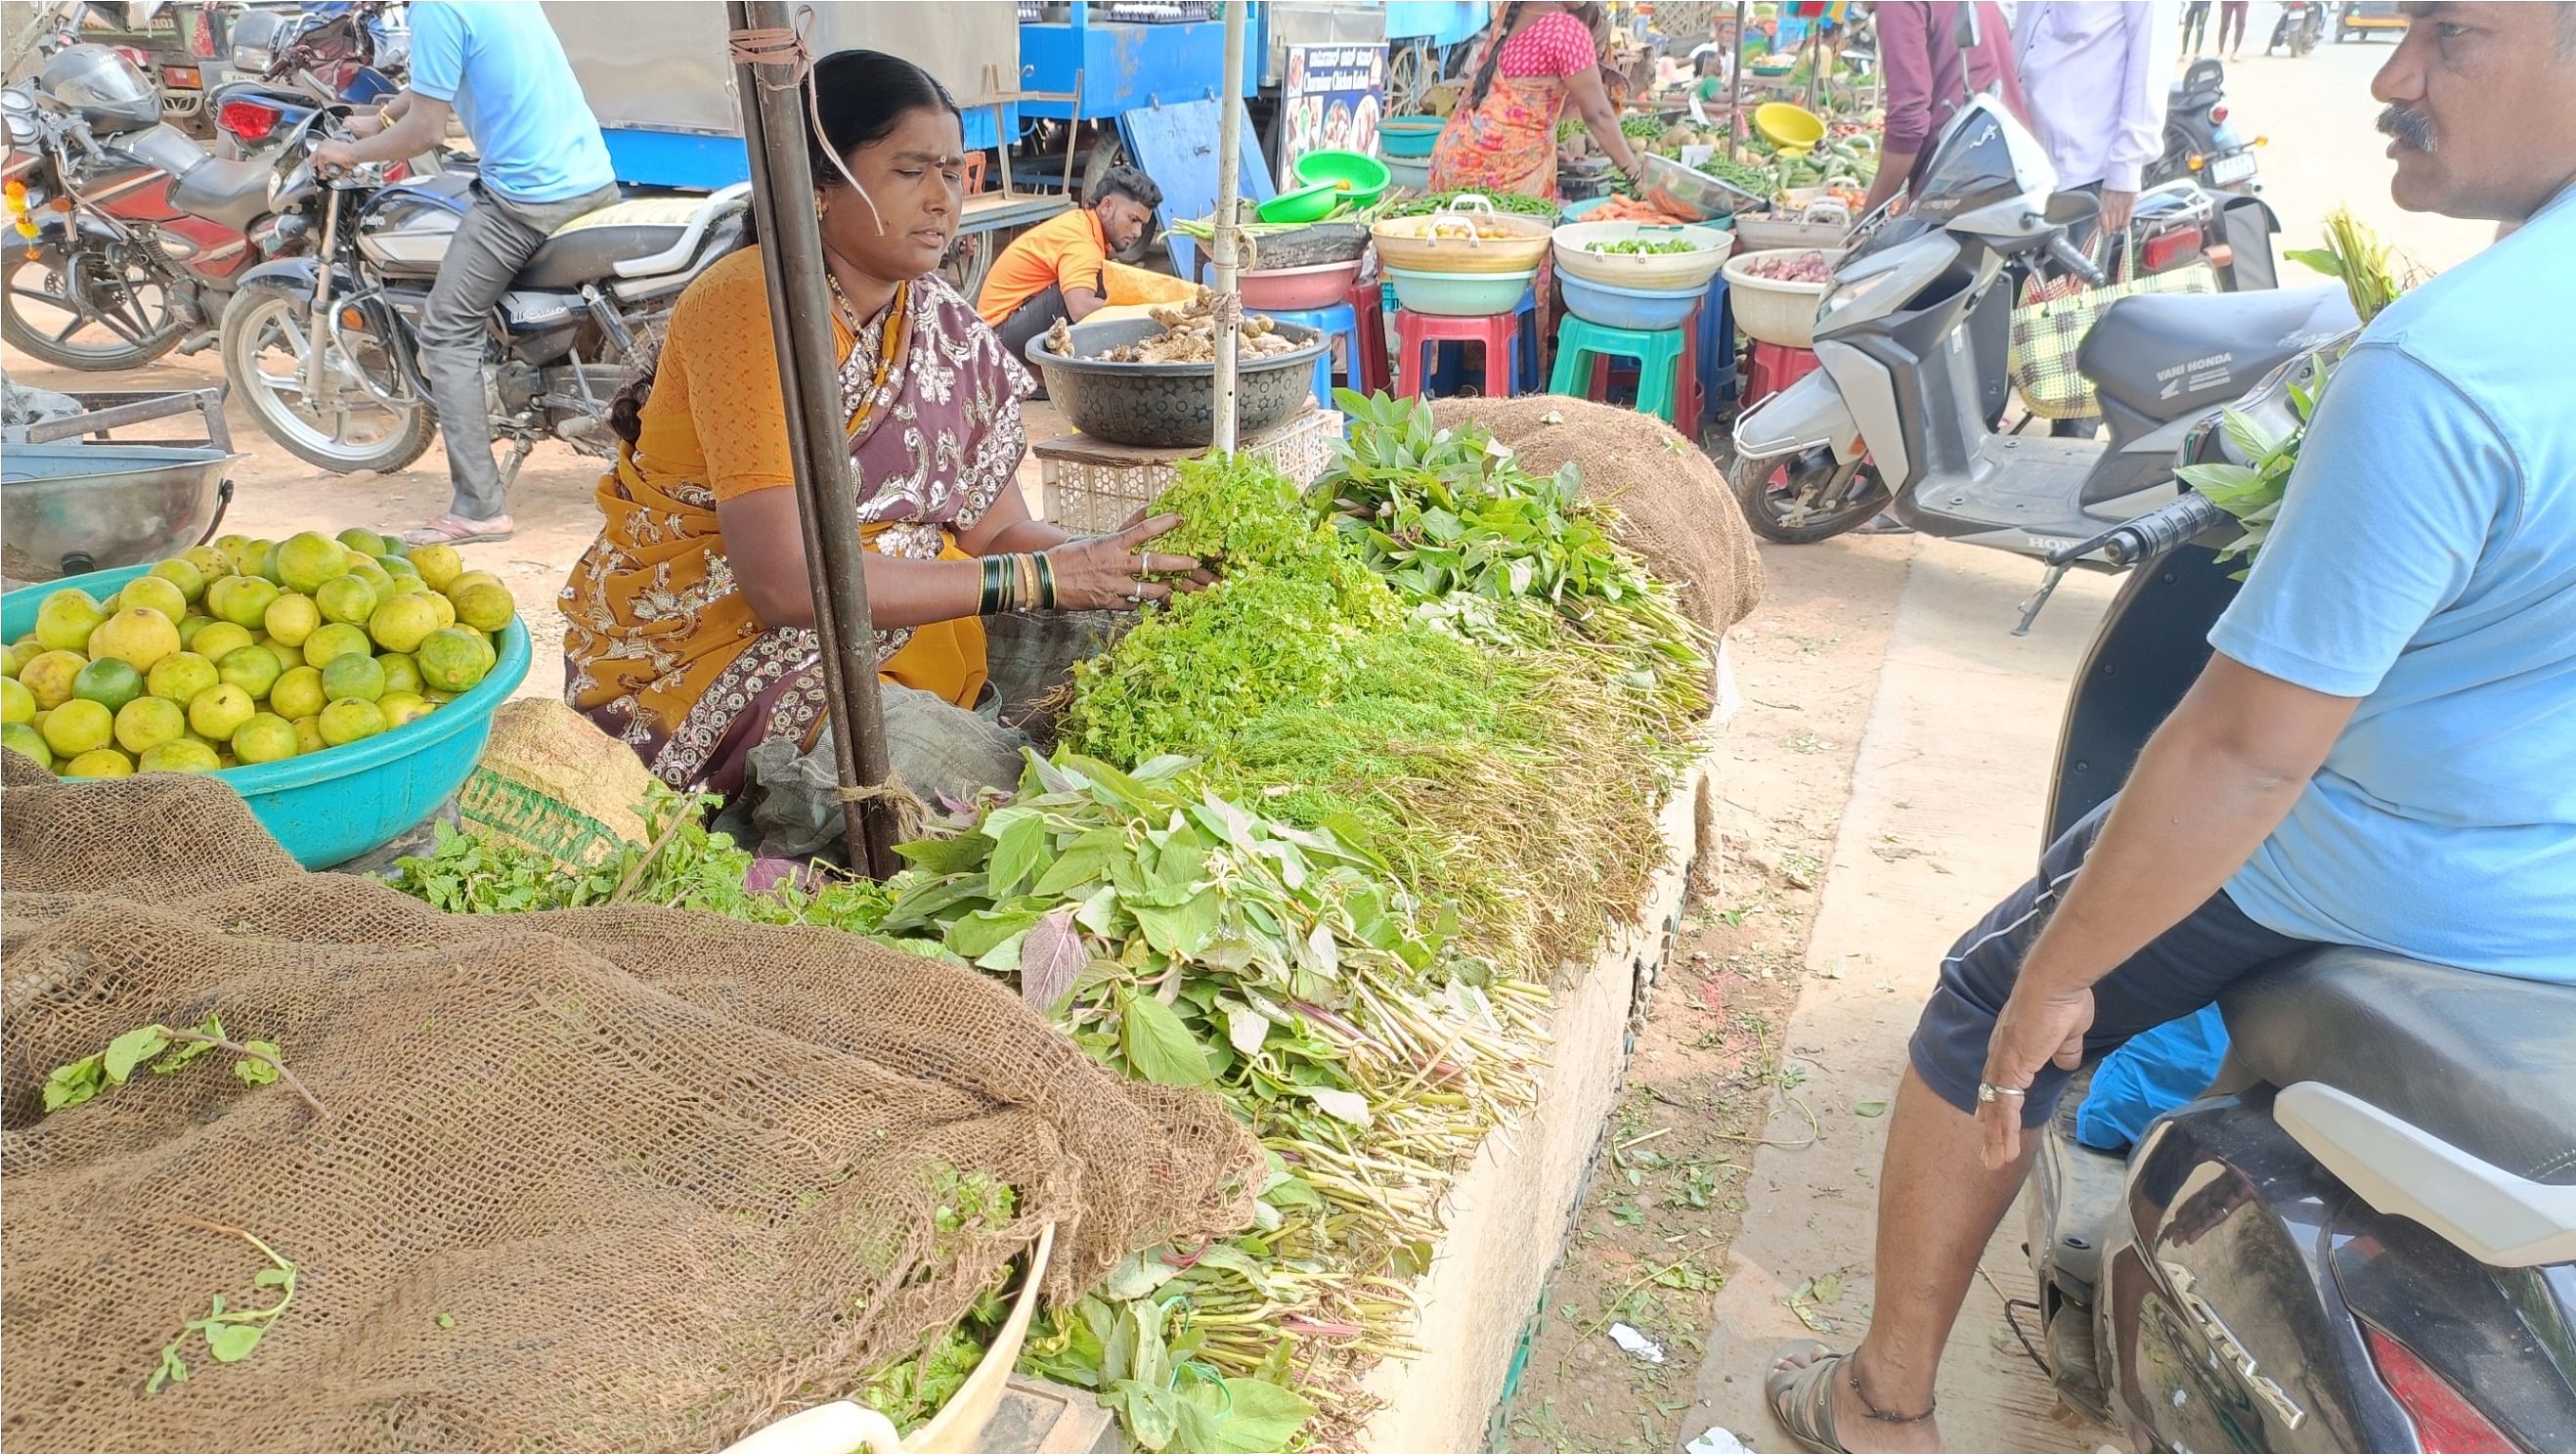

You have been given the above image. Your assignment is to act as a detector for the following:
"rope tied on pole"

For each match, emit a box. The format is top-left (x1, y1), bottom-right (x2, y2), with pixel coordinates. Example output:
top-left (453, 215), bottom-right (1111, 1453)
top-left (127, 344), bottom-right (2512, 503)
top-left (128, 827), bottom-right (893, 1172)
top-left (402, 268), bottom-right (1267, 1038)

top-left (834, 779), bottom-right (934, 844)
top-left (726, 8), bottom-right (887, 236)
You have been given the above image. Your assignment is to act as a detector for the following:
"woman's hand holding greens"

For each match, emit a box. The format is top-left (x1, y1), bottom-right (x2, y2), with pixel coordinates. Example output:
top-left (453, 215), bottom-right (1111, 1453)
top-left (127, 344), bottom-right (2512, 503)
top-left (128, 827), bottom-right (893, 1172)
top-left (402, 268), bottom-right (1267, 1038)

top-left (1048, 511), bottom-right (1214, 610)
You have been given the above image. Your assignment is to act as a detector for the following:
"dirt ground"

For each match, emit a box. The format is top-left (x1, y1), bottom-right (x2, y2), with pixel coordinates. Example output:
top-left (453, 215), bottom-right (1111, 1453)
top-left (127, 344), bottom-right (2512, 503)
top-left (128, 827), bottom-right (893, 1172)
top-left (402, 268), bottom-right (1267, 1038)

top-left (1494, 535), bottom-right (1914, 1454)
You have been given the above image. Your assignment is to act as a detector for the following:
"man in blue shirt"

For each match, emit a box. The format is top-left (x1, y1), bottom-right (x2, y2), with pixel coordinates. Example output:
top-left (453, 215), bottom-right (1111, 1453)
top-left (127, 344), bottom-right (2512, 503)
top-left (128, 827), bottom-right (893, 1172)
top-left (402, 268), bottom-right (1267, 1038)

top-left (316, 1), bottom-right (617, 547)
top-left (1762, 5), bottom-right (2576, 1450)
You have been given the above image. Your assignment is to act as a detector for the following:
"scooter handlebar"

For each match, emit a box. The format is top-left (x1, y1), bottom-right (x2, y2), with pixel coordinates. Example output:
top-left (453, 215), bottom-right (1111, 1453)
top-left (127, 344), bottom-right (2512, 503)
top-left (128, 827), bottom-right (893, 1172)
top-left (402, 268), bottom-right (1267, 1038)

top-left (2046, 232), bottom-right (2108, 287)
top-left (2047, 493), bottom-right (2232, 568)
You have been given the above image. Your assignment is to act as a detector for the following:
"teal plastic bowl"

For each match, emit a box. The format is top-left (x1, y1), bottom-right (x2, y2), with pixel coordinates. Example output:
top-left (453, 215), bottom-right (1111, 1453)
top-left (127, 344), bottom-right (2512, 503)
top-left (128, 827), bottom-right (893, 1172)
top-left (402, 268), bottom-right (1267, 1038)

top-left (1384, 264), bottom-right (1540, 317)
top-left (1292, 149), bottom-right (1392, 208)
top-left (3, 563), bottom-right (534, 869)
top-left (1377, 117), bottom-right (1443, 158)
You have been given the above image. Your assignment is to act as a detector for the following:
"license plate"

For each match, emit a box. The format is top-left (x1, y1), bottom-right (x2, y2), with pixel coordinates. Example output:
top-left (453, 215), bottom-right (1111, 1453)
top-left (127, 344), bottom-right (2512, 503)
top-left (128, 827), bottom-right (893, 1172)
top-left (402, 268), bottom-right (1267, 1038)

top-left (2211, 153), bottom-right (2257, 185)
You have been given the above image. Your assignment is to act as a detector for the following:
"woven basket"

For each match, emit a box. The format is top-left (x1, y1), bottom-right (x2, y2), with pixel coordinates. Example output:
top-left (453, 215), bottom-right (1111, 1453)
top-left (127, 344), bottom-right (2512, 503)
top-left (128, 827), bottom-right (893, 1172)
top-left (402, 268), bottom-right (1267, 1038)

top-left (1039, 408), bottom-right (1344, 536)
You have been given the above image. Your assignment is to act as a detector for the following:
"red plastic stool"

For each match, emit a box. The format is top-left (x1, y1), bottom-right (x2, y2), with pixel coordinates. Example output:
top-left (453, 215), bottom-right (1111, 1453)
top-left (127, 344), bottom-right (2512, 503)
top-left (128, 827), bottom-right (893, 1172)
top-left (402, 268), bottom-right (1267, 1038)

top-left (1745, 340), bottom-right (1822, 406)
top-left (1394, 308), bottom-right (1518, 400)
top-left (1347, 277), bottom-right (1392, 396)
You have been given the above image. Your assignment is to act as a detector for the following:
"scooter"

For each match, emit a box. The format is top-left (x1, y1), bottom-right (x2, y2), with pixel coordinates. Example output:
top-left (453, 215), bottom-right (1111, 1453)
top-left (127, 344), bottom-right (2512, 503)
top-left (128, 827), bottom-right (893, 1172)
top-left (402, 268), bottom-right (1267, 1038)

top-left (2148, 58), bottom-right (2265, 196)
top-left (1726, 96), bottom-right (2352, 629)
top-left (2267, 0), bottom-right (2329, 57)
top-left (2018, 356), bottom-right (2576, 1452)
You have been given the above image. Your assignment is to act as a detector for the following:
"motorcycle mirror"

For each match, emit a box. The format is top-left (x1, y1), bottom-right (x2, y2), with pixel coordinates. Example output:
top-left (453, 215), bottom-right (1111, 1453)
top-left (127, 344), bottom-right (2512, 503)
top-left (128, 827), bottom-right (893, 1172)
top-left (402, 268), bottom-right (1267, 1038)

top-left (2043, 191), bottom-right (2102, 227)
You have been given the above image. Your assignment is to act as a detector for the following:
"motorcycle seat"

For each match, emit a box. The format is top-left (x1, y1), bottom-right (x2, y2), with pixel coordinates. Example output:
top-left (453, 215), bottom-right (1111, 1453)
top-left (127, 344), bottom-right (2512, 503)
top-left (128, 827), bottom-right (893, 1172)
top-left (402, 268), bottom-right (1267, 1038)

top-left (169, 155), bottom-right (274, 232)
top-left (516, 197), bottom-right (707, 290)
top-left (2080, 285), bottom-right (2358, 421)
top-left (2221, 947), bottom-right (2576, 1187)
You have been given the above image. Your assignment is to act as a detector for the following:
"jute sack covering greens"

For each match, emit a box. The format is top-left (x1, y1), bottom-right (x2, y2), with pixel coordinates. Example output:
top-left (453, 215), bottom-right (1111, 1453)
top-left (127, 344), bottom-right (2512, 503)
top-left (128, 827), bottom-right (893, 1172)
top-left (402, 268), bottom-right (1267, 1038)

top-left (1428, 395), bottom-right (1764, 638)
top-left (454, 698), bottom-right (657, 870)
top-left (0, 752), bottom-right (1259, 1453)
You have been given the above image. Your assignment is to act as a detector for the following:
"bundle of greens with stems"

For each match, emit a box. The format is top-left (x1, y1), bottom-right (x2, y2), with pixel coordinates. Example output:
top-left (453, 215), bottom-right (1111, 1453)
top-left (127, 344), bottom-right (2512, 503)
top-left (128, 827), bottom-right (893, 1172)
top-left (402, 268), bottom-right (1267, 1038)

top-left (1065, 444), bottom-right (1707, 974)
top-left (1373, 189), bottom-right (1559, 220)
top-left (868, 748), bottom-right (1551, 1450)
top-left (2179, 209), bottom-right (2414, 572)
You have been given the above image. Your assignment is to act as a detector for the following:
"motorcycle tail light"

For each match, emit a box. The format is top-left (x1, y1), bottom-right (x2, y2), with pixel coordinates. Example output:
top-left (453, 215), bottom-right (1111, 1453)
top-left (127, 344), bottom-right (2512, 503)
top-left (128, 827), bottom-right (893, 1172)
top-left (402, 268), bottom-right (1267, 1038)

top-left (2142, 227), bottom-right (2200, 273)
top-left (2208, 105), bottom-right (2229, 123)
top-left (163, 66), bottom-right (202, 89)
top-left (2361, 1324), bottom-right (2518, 1452)
top-left (219, 99), bottom-right (282, 142)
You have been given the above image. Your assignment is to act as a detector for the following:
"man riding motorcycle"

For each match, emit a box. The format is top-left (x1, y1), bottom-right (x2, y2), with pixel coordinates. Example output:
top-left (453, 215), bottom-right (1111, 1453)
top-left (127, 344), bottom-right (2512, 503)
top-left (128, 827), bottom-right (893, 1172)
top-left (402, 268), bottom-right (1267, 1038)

top-left (311, 0), bottom-right (616, 549)
top-left (1761, 5), bottom-right (2576, 1451)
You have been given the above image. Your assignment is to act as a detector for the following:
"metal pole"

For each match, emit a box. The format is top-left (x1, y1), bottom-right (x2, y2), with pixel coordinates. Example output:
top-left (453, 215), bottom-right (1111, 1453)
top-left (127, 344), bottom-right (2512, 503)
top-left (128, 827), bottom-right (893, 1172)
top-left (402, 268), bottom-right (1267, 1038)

top-left (725, 0), bottom-right (900, 879)
top-left (1209, 0), bottom-right (1247, 452)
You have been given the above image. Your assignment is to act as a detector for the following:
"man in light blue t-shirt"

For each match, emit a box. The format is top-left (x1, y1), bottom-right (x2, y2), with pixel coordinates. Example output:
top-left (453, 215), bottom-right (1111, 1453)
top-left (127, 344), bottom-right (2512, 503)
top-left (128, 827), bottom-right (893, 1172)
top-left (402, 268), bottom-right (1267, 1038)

top-left (1761, 6), bottom-right (2576, 1448)
top-left (315, 1), bottom-right (617, 548)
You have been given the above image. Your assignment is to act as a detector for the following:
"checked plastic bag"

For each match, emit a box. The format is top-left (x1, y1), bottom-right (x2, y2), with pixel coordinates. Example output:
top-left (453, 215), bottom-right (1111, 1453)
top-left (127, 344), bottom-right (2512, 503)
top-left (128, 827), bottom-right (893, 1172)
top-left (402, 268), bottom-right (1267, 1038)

top-left (2009, 240), bottom-right (2220, 421)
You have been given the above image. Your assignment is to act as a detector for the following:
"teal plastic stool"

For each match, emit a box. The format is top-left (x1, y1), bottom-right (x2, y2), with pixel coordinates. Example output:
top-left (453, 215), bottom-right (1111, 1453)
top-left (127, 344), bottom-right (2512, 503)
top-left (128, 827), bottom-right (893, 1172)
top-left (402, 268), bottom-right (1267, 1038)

top-left (1549, 315), bottom-right (1688, 425)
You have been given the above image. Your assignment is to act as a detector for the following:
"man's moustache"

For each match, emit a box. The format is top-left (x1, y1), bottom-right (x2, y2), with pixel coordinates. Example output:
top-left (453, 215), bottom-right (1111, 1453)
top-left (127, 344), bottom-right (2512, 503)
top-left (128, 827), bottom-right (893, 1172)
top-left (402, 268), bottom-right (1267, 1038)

top-left (2379, 104), bottom-right (2437, 154)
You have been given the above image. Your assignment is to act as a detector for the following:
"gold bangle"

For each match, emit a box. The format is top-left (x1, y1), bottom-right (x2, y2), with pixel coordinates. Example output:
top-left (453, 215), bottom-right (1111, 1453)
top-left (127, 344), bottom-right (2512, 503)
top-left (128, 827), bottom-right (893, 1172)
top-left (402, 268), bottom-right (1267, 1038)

top-left (1016, 552), bottom-right (1042, 613)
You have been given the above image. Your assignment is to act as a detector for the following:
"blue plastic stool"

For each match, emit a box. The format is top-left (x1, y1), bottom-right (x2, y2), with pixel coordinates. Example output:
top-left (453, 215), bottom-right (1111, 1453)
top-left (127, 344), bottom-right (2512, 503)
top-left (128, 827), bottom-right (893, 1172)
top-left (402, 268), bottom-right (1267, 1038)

top-left (1696, 275), bottom-right (1739, 408)
top-left (1260, 300), bottom-right (1362, 409)
top-left (1424, 287), bottom-right (1543, 396)
top-left (1550, 314), bottom-right (1688, 424)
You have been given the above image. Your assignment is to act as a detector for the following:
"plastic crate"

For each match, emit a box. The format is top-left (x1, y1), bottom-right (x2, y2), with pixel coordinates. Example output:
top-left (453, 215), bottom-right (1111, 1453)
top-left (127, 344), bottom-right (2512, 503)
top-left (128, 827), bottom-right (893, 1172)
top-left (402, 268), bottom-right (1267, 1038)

top-left (1037, 408), bottom-right (1343, 536)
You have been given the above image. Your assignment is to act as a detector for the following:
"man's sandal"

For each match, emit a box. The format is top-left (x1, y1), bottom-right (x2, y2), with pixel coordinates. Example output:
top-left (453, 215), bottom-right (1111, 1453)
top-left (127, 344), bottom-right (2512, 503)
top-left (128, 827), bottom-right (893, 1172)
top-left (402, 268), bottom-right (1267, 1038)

top-left (1765, 1341), bottom-right (1937, 1454)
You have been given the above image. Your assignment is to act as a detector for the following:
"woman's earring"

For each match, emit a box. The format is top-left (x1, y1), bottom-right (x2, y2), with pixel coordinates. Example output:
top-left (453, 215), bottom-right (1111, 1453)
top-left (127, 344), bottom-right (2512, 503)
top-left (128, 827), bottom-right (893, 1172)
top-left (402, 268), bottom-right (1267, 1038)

top-left (814, 192), bottom-right (830, 217)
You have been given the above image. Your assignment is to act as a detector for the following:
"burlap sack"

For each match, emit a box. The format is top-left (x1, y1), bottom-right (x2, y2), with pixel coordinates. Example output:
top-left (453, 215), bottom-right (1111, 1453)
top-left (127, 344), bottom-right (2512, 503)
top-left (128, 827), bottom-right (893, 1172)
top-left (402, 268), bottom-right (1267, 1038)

top-left (0, 753), bottom-right (1258, 1453)
top-left (1429, 396), bottom-right (1766, 635)
top-left (456, 698), bottom-right (659, 869)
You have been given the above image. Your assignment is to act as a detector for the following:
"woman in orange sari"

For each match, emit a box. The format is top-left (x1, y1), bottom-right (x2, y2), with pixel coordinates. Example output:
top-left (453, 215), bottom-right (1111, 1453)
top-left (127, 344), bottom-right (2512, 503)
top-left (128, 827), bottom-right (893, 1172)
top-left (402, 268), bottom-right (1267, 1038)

top-left (1430, 1), bottom-right (1646, 199)
top-left (561, 51), bottom-right (1202, 824)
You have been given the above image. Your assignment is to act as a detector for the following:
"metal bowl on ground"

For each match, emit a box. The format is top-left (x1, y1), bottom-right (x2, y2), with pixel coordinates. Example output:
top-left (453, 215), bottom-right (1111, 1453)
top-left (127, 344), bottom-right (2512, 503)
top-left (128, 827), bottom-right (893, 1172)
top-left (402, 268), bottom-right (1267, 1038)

top-left (1026, 318), bottom-right (1328, 450)
top-left (1, 443), bottom-right (237, 584)
top-left (1638, 153), bottom-right (1768, 223)
top-left (0, 563), bottom-right (534, 868)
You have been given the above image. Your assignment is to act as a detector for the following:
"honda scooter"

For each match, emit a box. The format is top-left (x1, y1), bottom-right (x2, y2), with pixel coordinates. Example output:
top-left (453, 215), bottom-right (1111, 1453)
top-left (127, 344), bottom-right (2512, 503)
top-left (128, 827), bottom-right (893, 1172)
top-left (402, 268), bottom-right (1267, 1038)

top-left (2018, 353), bottom-right (2576, 1452)
top-left (1727, 96), bottom-right (2352, 628)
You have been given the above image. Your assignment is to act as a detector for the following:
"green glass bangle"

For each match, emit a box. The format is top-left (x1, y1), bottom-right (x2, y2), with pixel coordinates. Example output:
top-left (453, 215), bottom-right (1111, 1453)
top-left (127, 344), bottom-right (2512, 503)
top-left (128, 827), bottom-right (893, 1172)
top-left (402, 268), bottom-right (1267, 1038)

top-left (979, 554), bottom-right (1006, 615)
top-left (1034, 551), bottom-right (1057, 610)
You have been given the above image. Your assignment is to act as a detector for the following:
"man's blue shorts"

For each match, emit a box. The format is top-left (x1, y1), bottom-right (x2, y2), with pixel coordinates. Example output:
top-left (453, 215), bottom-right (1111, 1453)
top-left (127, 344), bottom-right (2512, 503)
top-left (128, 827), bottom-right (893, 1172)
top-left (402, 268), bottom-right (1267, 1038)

top-left (1907, 799), bottom-right (2310, 1128)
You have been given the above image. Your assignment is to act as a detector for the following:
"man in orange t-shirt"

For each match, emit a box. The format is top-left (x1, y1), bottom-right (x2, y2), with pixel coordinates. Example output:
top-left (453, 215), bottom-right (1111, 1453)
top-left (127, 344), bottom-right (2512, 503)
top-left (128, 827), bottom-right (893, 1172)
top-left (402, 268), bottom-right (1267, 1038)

top-left (978, 165), bottom-right (1163, 360)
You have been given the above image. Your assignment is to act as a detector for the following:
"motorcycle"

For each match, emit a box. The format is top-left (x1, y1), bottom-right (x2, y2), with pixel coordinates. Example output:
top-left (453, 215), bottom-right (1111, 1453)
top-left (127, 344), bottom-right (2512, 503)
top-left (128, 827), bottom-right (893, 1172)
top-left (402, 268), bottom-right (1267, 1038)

top-left (2267, 0), bottom-right (2329, 57)
top-left (1, 42), bottom-right (296, 372)
top-left (1726, 95), bottom-right (2351, 630)
top-left (2017, 366), bottom-right (2576, 1452)
top-left (2148, 58), bottom-right (2265, 196)
top-left (217, 115), bottom-right (749, 479)
top-left (209, 3), bottom-right (409, 160)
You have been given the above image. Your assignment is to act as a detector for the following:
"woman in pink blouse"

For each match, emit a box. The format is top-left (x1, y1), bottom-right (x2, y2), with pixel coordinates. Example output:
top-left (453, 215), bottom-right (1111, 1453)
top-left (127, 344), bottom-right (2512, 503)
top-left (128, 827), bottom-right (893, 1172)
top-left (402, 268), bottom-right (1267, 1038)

top-left (1430, 2), bottom-right (1644, 200)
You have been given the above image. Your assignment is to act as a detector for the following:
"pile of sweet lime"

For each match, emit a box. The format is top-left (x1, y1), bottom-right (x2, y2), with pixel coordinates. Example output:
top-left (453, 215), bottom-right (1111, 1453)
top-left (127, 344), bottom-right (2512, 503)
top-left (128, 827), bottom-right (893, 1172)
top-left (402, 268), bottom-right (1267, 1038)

top-left (1, 529), bottom-right (514, 779)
